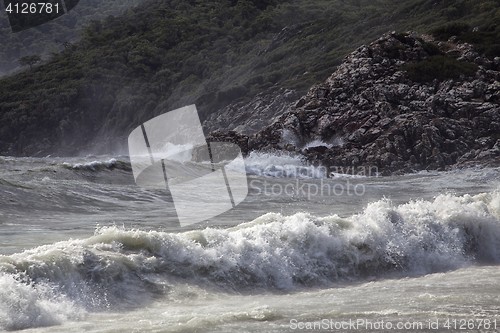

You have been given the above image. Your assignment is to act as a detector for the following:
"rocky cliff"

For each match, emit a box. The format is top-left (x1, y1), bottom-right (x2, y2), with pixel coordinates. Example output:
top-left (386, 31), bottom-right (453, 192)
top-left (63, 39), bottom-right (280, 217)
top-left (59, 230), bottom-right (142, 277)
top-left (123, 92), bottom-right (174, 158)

top-left (202, 86), bottom-right (300, 136)
top-left (208, 31), bottom-right (500, 175)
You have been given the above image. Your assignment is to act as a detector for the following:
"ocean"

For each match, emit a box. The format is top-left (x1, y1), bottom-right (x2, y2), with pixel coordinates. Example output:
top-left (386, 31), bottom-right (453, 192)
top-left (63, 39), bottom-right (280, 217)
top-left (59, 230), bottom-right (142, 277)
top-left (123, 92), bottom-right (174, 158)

top-left (1, 152), bottom-right (499, 332)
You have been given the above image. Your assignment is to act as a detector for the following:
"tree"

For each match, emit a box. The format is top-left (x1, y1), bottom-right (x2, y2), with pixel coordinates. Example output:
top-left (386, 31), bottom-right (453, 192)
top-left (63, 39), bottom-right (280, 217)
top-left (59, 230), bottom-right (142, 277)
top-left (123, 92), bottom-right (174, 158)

top-left (55, 39), bottom-right (73, 50)
top-left (18, 54), bottom-right (41, 70)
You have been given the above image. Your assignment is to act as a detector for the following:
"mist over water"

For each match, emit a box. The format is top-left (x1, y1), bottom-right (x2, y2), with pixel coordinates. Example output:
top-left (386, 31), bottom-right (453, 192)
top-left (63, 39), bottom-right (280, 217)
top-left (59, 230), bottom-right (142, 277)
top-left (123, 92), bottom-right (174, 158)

top-left (1, 154), bottom-right (500, 331)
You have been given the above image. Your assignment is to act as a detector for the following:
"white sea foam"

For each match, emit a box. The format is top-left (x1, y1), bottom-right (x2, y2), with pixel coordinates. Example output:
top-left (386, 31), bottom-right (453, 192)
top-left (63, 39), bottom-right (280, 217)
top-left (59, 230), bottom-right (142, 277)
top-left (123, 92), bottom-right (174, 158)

top-left (155, 142), bottom-right (194, 162)
top-left (302, 139), bottom-right (333, 150)
top-left (244, 151), bottom-right (327, 178)
top-left (0, 272), bottom-right (85, 331)
top-left (1, 191), bottom-right (500, 330)
top-left (62, 158), bottom-right (117, 171)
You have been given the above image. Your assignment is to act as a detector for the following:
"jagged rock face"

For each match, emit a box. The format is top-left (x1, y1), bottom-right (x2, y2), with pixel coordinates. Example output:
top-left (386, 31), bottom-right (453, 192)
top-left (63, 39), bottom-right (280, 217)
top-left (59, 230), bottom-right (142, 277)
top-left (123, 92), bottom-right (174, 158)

top-left (202, 87), bottom-right (300, 136)
top-left (213, 31), bottom-right (500, 175)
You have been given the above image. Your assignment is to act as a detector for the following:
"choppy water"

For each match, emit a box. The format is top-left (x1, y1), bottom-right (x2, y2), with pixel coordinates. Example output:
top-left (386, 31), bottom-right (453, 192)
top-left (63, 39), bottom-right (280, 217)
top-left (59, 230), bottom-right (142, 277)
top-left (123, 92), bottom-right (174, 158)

top-left (1, 153), bottom-right (499, 332)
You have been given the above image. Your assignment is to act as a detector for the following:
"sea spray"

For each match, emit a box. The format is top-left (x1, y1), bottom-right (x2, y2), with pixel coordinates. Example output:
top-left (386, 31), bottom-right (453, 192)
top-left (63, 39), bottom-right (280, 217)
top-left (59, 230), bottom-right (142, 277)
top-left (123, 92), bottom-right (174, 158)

top-left (244, 151), bottom-right (327, 178)
top-left (1, 191), bottom-right (500, 330)
top-left (0, 273), bottom-right (85, 330)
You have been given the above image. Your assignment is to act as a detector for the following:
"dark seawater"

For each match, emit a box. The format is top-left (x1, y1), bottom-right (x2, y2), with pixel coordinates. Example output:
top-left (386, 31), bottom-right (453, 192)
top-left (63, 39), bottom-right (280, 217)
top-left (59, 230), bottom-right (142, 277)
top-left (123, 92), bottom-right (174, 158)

top-left (1, 153), bottom-right (499, 332)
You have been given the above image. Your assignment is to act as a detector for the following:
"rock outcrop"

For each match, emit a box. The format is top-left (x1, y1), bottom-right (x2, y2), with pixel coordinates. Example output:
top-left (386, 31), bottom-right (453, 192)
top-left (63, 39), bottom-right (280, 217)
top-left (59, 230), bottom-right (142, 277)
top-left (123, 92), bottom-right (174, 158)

top-left (208, 31), bottom-right (500, 175)
top-left (203, 86), bottom-right (300, 135)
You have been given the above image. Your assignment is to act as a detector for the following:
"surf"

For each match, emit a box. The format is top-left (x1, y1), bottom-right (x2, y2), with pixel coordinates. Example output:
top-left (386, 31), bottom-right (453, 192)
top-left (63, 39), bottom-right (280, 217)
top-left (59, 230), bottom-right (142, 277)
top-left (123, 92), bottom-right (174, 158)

top-left (1, 190), bottom-right (499, 330)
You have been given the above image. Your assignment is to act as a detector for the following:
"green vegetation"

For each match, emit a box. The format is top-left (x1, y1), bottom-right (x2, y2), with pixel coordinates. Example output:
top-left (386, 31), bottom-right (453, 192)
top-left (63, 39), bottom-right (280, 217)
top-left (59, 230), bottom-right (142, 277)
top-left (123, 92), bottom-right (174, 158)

top-left (18, 54), bottom-right (41, 70)
top-left (400, 55), bottom-right (478, 83)
top-left (0, 0), bottom-right (144, 76)
top-left (419, 39), bottom-right (443, 57)
top-left (430, 21), bottom-right (500, 59)
top-left (429, 22), bottom-right (471, 40)
top-left (1, 0), bottom-right (500, 155)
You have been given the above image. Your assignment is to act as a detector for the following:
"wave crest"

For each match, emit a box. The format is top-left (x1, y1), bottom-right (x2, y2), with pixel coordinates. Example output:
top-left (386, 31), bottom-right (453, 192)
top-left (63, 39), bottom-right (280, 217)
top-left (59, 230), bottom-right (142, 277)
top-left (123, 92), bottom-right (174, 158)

top-left (1, 191), bottom-right (500, 330)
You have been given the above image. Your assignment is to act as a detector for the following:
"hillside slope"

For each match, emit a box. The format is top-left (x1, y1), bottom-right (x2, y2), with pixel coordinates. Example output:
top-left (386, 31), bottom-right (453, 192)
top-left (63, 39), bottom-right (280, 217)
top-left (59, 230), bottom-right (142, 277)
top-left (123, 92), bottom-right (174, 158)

top-left (0, 0), bottom-right (145, 76)
top-left (1, 0), bottom-right (500, 156)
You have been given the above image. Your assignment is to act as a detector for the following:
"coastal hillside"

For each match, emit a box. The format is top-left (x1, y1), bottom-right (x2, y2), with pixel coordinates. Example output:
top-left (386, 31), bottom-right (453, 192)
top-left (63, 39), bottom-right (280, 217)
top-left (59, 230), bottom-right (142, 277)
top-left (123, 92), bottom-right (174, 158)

top-left (0, 0), bottom-right (500, 156)
top-left (209, 31), bottom-right (500, 174)
top-left (0, 0), bottom-right (145, 76)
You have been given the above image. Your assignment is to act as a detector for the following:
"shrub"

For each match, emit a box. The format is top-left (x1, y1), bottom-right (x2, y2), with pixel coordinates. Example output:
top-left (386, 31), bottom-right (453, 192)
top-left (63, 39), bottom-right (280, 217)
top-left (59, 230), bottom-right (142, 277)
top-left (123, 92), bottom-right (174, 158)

top-left (400, 55), bottom-right (478, 83)
top-left (420, 41), bottom-right (442, 56)
top-left (430, 22), bottom-right (500, 59)
top-left (388, 45), bottom-right (407, 59)
top-left (430, 22), bottom-right (470, 41)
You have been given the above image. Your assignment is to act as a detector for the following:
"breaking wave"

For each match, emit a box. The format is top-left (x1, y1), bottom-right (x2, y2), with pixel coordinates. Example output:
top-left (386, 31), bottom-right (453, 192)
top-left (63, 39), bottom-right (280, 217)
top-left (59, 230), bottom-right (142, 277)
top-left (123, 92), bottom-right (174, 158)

top-left (62, 158), bottom-right (118, 171)
top-left (1, 191), bottom-right (500, 330)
